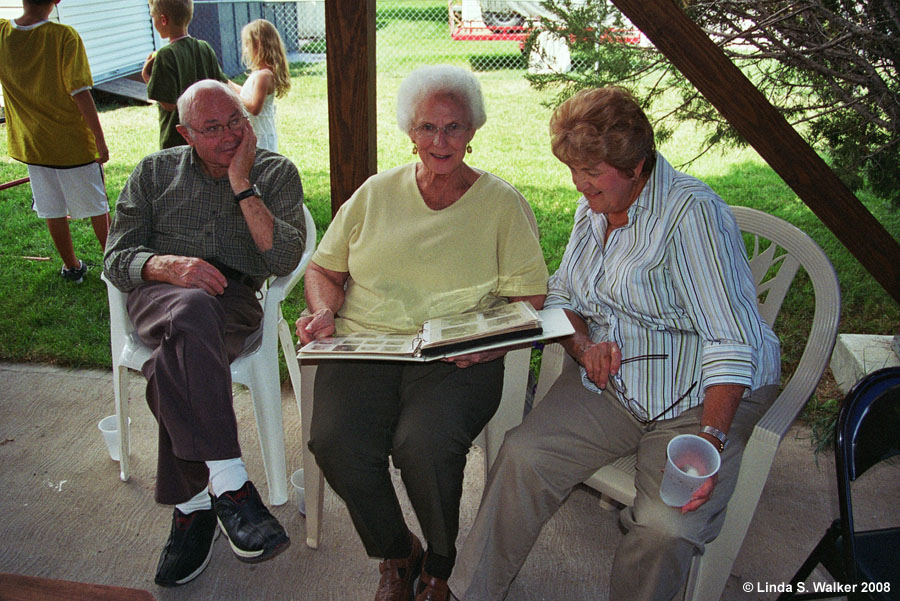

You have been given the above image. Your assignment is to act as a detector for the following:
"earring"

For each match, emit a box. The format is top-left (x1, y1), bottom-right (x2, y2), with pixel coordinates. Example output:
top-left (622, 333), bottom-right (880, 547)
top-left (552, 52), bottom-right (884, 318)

top-left (466, 144), bottom-right (473, 154)
top-left (412, 144), bottom-right (418, 155)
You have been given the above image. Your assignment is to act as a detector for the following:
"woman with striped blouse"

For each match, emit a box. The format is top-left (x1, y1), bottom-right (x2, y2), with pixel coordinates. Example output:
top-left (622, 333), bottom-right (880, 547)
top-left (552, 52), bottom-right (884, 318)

top-left (450, 87), bottom-right (781, 601)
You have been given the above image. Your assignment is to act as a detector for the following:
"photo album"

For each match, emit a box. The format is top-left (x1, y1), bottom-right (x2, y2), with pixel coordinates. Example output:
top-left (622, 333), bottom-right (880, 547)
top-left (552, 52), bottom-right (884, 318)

top-left (297, 301), bottom-right (574, 362)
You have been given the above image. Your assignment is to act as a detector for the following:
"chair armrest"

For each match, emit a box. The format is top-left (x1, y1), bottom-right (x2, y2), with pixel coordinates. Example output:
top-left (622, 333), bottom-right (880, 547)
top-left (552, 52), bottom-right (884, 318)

top-left (266, 263), bottom-right (306, 307)
top-left (481, 347), bottom-right (532, 470)
top-left (534, 342), bottom-right (567, 407)
top-left (753, 257), bottom-right (841, 446)
top-left (265, 204), bottom-right (318, 307)
top-left (102, 272), bottom-right (133, 365)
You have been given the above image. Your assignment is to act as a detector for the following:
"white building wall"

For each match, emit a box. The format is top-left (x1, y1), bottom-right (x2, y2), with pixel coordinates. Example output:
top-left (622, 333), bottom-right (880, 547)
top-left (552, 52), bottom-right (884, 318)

top-left (54, 0), bottom-right (157, 85)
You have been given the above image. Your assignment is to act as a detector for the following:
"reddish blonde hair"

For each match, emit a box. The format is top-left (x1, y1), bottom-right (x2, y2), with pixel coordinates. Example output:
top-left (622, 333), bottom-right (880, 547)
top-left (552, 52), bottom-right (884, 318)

top-left (549, 87), bottom-right (656, 178)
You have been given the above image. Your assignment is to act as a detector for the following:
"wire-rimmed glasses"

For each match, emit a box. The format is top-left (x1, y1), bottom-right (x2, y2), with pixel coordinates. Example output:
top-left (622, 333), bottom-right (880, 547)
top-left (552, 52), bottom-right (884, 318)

top-left (411, 122), bottom-right (470, 141)
top-left (188, 115), bottom-right (247, 138)
top-left (608, 354), bottom-right (698, 424)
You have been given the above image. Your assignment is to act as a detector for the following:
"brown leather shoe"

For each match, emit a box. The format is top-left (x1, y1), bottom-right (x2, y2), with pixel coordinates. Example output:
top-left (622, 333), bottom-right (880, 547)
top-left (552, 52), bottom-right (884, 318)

top-left (415, 568), bottom-right (450, 601)
top-left (375, 532), bottom-right (424, 601)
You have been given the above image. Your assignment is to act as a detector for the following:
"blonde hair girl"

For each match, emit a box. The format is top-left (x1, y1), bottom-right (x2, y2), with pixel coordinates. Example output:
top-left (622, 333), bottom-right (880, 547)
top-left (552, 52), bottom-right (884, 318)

top-left (229, 19), bottom-right (291, 151)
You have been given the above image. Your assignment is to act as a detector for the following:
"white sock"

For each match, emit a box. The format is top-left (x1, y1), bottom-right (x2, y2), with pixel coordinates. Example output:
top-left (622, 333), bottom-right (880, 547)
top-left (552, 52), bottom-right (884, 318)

top-left (206, 458), bottom-right (249, 497)
top-left (175, 487), bottom-right (211, 514)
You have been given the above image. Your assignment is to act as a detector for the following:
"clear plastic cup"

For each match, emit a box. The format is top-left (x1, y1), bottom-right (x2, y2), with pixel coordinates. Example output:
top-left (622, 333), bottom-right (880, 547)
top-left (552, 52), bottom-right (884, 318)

top-left (97, 415), bottom-right (129, 462)
top-left (659, 434), bottom-right (721, 507)
top-left (290, 468), bottom-right (306, 515)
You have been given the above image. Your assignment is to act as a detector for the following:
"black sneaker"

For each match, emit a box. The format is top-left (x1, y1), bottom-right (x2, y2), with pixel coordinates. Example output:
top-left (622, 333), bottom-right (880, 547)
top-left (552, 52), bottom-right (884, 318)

top-left (154, 507), bottom-right (219, 587)
top-left (213, 481), bottom-right (290, 563)
top-left (60, 260), bottom-right (87, 283)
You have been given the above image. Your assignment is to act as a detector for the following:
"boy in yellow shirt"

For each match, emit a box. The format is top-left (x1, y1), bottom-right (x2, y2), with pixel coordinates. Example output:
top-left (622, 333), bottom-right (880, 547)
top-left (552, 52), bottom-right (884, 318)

top-left (0, 0), bottom-right (110, 283)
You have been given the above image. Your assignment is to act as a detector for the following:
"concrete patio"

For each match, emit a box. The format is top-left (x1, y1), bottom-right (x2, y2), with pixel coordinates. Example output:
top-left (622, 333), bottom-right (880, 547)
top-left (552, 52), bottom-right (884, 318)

top-left (1, 361), bottom-right (897, 600)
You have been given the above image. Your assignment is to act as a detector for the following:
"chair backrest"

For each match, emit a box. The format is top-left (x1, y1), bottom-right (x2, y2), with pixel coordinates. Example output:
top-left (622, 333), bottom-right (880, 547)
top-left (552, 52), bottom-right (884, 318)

top-left (838, 366), bottom-right (900, 482)
top-left (834, 366), bottom-right (900, 583)
top-left (730, 206), bottom-right (841, 434)
top-left (251, 204), bottom-right (318, 354)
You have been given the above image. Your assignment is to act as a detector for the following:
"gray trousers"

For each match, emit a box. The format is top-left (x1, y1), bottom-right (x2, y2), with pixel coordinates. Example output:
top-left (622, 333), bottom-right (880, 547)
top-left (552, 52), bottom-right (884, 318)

top-left (127, 280), bottom-right (263, 504)
top-left (309, 358), bottom-right (505, 561)
top-left (450, 357), bottom-right (777, 601)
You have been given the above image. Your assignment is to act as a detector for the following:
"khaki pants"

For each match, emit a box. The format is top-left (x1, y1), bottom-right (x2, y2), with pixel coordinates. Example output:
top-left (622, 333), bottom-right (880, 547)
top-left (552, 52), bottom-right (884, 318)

top-left (450, 357), bottom-right (777, 601)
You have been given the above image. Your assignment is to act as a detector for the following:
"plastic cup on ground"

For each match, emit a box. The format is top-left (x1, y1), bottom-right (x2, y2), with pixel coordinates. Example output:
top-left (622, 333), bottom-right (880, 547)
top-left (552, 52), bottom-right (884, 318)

top-left (290, 469), bottom-right (306, 515)
top-left (98, 415), bottom-right (129, 462)
top-left (659, 434), bottom-right (721, 507)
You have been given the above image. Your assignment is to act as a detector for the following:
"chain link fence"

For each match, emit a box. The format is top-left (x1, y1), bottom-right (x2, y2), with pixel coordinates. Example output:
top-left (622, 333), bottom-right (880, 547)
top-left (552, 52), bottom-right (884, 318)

top-left (187, 1), bottom-right (567, 174)
top-left (189, 1), bottom-right (541, 78)
top-left (189, 1), bottom-right (323, 77)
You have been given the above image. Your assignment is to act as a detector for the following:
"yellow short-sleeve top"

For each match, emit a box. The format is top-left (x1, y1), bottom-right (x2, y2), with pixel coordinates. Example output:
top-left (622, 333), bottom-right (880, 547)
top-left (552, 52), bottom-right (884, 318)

top-left (313, 163), bottom-right (549, 335)
top-left (0, 20), bottom-right (97, 166)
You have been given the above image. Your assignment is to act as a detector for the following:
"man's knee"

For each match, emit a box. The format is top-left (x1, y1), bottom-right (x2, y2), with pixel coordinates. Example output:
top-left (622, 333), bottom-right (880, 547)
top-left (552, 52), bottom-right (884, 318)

top-left (166, 289), bottom-right (224, 334)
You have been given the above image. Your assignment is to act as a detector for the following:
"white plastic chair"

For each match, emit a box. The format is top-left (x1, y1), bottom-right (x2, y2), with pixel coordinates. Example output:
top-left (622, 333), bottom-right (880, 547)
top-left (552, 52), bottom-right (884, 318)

top-left (102, 204), bottom-right (317, 507)
top-left (297, 346), bottom-right (532, 548)
top-left (532, 206), bottom-right (841, 600)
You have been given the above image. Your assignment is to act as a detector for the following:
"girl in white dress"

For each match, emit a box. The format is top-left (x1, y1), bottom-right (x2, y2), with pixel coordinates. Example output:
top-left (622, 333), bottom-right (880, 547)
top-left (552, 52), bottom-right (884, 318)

top-left (229, 19), bottom-right (291, 152)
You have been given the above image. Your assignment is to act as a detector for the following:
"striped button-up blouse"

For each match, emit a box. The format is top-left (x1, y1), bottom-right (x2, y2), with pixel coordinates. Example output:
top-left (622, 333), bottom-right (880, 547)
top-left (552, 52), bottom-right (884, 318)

top-left (545, 154), bottom-right (781, 421)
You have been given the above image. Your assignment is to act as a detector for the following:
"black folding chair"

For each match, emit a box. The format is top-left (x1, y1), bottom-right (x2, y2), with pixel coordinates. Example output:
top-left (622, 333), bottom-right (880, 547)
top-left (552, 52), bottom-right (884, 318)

top-left (779, 366), bottom-right (900, 601)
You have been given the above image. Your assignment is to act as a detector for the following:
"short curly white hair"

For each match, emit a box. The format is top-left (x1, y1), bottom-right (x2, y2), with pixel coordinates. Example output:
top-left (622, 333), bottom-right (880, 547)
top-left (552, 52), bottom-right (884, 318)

top-left (396, 64), bottom-right (487, 133)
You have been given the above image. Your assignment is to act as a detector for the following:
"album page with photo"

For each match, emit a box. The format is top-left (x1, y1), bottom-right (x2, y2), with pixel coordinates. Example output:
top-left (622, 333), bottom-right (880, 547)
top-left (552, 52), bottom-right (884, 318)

top-left (297, 303), bottom-right (573, 362)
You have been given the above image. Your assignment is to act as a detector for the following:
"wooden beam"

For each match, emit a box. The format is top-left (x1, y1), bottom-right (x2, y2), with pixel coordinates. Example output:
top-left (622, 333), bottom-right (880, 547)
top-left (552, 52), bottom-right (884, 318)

top-left (612, 0), bottom-right (900, 304)
top-left (0, 573), bottom-right (155, 601)
top-left (325, 0), bottom-right (377, 217)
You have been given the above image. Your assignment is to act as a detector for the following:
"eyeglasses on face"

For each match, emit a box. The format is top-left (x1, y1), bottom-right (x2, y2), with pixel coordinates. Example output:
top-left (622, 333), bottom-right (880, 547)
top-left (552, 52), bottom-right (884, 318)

top-left (607, 354), bottom-right (698, 424)
top-left (411, 122), bottom-right (469, 141)
top-left (189, 115), bottom-right (247, 138)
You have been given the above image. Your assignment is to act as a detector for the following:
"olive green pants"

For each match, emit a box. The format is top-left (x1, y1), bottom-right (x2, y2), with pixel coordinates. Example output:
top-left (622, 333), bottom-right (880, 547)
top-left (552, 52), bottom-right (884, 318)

top-left (309, 358), bottom-right (505, 561)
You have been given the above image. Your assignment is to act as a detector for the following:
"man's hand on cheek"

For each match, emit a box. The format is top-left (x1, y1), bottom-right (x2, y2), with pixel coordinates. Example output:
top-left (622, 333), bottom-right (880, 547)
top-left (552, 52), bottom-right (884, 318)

top-left (229, 120), bottom-right (257, 187)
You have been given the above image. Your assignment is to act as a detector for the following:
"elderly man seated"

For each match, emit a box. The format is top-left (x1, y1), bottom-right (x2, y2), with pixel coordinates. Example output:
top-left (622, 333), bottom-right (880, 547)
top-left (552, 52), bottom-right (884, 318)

top-left (103, 79), bottom-right (306, 588)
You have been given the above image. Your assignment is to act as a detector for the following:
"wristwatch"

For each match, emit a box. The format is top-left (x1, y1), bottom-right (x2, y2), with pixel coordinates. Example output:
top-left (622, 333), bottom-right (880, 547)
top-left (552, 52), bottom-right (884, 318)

top-left (700, 425), bottom-right (728, 452)
top-left (234, 184), bottom-right (260, 203)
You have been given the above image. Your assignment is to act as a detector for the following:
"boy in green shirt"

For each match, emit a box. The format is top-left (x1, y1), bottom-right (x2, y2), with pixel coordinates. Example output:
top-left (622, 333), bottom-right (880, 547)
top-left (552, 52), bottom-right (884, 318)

top-left (142, 0), bottom-right (227, 148)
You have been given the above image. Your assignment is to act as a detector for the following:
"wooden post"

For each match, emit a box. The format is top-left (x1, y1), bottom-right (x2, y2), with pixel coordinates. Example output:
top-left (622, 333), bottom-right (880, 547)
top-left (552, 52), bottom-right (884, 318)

top-left (612, 0), bottom-right (900, 304)
top-left (325, 0), bottom-right (377, 217)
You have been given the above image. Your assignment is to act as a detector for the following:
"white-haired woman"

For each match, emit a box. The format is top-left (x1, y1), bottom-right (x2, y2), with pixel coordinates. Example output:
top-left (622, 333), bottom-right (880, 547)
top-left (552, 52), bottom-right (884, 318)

top-left (295, 64), bottom-right (548, 601)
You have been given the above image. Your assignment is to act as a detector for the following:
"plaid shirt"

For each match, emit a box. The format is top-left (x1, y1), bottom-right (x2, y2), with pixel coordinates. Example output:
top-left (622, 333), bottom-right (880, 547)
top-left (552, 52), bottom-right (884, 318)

top-left (104, 146), bottom-right (305, 291)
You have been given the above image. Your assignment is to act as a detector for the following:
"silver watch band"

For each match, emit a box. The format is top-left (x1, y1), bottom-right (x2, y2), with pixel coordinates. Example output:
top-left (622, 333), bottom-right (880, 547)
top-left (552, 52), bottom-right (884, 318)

top-left (700, 425), bottom-right (728, 452)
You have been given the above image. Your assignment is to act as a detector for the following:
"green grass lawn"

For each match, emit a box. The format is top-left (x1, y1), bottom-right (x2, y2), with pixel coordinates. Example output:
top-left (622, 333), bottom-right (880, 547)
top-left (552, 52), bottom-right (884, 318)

top-left (1, 2), bottom-right (898, 428)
